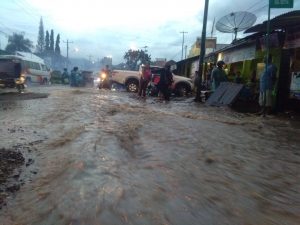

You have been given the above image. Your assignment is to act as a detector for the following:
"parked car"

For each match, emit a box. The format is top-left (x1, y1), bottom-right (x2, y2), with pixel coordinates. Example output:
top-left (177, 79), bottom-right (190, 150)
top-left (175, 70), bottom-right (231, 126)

top-left (110, 66), bottom-right (194, 96)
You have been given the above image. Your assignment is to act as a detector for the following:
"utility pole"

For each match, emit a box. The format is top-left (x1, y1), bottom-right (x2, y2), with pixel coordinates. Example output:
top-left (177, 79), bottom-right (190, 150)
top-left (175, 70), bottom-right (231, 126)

top-left (195, 0), bottom-right (209, 102)
top-left (180, 31), bottom-right (188, 60)
top-left (185, 45), bottom-right (187, 59)
top-left (63, 39), bottom-right (73, 70)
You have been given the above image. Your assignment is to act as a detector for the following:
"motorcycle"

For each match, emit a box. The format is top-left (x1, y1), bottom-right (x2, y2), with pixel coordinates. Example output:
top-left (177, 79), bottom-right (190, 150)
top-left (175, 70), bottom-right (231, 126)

top-left (98, 70), bottom-right (111, 89)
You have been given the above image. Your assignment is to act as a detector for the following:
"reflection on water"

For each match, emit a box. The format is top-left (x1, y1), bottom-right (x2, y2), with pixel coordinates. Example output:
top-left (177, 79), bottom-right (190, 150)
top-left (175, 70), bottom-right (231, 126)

top-left (1, 86), bottom-right (300, 225)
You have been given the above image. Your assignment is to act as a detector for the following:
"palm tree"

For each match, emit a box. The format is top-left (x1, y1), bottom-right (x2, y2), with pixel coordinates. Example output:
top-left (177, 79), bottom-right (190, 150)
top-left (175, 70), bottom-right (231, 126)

top-left (5, 33), bottom-right (33, 53)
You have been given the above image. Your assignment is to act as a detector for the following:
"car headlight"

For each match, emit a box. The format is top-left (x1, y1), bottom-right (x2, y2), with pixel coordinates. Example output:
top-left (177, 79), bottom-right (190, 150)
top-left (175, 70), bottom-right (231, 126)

top-left (101, 73), bottom-right (107, 79)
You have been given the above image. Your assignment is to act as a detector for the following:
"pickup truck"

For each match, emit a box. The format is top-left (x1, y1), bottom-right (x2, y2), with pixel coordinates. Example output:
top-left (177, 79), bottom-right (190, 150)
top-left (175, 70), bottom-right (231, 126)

top-left (111, 66), bottom-right (194, 96)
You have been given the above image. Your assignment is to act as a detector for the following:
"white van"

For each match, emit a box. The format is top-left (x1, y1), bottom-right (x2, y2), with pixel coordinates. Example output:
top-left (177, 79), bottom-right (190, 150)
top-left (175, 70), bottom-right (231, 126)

top-left (0, 52), bottom-right (51, 86)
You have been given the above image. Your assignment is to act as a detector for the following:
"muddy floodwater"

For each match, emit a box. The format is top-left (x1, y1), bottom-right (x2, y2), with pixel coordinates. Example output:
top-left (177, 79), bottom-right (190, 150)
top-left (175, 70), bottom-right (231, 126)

top-left (0, 86), bottom-right (300, 225)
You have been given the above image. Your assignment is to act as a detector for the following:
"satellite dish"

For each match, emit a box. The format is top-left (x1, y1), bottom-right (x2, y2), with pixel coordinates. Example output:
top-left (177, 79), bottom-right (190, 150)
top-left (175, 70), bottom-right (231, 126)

top-left (216, 11), bottom-right (256, 42)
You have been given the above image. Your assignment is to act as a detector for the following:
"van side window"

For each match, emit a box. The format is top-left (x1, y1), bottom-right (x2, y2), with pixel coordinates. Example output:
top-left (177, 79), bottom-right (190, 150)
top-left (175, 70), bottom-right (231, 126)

top-left (30, 62), bottom-right (41, 70)
top-left (41, 64), bottom-right (48, 71)
top-left (22, 60), bottom-right (30, 69)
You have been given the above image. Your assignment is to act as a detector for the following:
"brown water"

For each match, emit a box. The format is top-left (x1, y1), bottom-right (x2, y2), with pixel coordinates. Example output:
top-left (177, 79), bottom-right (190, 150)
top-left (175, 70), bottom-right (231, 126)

top-left (0, 86), bottom-right (299, 225)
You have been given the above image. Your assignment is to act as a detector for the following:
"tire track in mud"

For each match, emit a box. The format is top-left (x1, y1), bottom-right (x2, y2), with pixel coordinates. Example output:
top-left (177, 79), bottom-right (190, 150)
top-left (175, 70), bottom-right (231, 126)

top-left (90, 93), bottom-right (190, 162)
top-left (92, 100), bottom-right (145, 159)
top-left (46, 125), bottom-right (86, 148)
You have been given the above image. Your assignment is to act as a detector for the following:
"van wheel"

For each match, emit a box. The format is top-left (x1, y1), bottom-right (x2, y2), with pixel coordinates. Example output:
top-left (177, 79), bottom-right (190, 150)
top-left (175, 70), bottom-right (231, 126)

top-left (126, 80), bottom-right (139, 92)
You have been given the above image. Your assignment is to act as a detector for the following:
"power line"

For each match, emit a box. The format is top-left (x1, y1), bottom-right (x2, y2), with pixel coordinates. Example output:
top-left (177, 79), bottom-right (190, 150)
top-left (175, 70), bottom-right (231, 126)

top-left (0, 30), bottom-right (9, 37)
top-left (11, 0), bottom-right (40, 21)
top-left (19, 0), bottom-right (42, 16)
top-left (0, 21), bottom-right (15, 34)
top-left (170, 50), bottom-right (182, 61)
top-left (246, 0), bottom-right (265, 11)
top-left (250, 4), bottom-right (268, 14)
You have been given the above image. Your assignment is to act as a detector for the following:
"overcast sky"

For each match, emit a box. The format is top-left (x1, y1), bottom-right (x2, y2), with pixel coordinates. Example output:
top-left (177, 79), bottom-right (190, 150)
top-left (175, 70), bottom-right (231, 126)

top-left (0, 0), bottom-right (299, 64)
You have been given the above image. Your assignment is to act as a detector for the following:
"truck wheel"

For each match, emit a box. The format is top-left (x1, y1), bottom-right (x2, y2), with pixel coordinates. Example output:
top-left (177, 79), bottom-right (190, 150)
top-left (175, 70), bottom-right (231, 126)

top-left (175, 83), bottom-right (190, 97)
top-left (126, 80), bottom-right (139, 92)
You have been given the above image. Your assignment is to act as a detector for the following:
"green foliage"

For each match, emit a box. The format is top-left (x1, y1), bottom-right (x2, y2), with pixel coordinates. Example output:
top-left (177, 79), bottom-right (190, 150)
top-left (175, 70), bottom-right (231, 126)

top-left (36, 17), bottom-right (44, 53)
top-left (5, 33), bottom-right (33, 53)
top-left (50, 29), bottom-right (54, 52)
top-left (55, 34), bottom-right (61, 55)
top-left (45, 30), bottom-right (50, 51)
top-left (123, 49), bottom-right (151, 70)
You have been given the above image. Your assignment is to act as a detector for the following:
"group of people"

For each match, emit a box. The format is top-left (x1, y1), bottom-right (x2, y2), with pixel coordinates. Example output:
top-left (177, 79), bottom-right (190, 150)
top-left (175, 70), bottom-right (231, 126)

top-left (138, 63), bottom-right (174, 101)
top-left (61, 67), bottom-right (83, 87)
top-left (193, 60), bottom-right (228, 92)
top-left (194, 55), bottom-right (277, 116)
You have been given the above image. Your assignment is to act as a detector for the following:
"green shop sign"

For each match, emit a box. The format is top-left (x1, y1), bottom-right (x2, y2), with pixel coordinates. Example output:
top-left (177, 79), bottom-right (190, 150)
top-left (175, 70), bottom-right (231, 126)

top-left (270, 0), bottom-right (294, 8)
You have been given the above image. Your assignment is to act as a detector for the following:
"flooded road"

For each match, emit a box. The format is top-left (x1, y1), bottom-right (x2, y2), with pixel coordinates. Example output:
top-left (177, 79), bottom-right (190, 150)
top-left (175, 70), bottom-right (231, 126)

top-left (0, 86), bottom-right (300, 225)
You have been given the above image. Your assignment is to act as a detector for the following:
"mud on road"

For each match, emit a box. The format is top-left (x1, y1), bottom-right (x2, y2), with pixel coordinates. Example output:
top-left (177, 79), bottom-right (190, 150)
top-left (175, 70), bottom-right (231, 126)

top-left (0, 86), bottom-right (300, 225)
top-left (0, 90), bottom-right (49, 209)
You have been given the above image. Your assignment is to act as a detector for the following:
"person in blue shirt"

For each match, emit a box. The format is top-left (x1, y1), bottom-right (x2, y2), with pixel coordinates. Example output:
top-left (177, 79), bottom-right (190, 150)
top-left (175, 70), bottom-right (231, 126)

top-left (258, 55), bottom-right (277, 116)
top-left (70, 67), bottom-right (80, 87)
top-left (61, 68), bottom-right (69, 85)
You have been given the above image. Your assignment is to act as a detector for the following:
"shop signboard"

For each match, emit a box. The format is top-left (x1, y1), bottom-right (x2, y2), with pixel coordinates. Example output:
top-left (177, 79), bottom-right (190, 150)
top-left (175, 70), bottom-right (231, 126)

top-left (290, 71), bottom-right (300, 99)
top-left (222, 45), bottom-right (256, 64)
top-left (270, 0), bottom-right (294, 8)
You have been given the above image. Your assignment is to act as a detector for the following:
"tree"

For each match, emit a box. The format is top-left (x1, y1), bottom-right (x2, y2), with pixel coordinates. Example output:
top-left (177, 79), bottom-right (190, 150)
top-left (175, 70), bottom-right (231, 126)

top-left (50, 29), bottom-right (54, 52)
top-left (36, 17), bottom-right (45, 53)
top-left (124, 49), bottom-right (151, 70)
top-left (5, 33), bottom-right (33, 53)
top-left (45, 30), bottom-right (50, 52)
top-left (55, 34), bottom-right (61, 55)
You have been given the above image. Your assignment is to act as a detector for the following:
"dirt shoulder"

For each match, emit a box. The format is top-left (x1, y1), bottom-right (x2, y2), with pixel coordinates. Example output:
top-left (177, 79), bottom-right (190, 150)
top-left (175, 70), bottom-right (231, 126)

top-left (0, 148), bottom-right (25, 209)
top-left (0, 92), bottom-right (49, 101)
top-left (0, 90), bottom-right (48, 209)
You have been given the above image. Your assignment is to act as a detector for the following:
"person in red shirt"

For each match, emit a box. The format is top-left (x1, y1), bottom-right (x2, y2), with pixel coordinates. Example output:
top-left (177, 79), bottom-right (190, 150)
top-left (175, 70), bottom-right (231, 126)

top-left (138, 63), bottom-right (151, 98)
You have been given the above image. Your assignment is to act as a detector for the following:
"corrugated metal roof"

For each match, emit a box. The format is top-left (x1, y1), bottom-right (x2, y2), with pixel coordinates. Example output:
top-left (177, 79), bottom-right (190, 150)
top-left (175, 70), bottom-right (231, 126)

top-left (245, 10), bottom-right (300, 33)
top-left (205, 82), bottom-right (244, 106)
